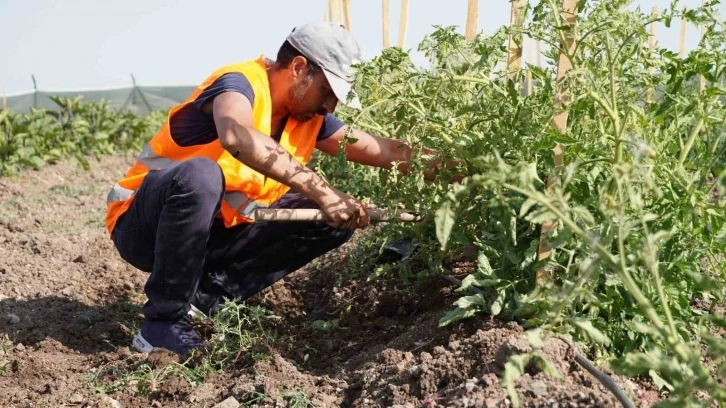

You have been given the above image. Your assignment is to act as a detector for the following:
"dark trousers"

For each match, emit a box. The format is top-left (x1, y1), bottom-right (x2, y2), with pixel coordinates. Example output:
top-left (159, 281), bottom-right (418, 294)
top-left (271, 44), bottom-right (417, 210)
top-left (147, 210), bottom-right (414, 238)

top-left (111, 157), bottom-right (353, 321)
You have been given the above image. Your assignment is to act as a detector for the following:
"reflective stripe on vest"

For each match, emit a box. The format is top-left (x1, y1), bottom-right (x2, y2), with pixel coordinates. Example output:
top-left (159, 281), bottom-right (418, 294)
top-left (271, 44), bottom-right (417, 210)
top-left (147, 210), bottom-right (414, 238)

top-left (138, 144), bottom-right (175, 170)
top-left (106, 143), bottom-right (267, 220)
top-left (225, 191), bottom-right (269, 218)
top-left (107, 183), bottom-right (135, 203)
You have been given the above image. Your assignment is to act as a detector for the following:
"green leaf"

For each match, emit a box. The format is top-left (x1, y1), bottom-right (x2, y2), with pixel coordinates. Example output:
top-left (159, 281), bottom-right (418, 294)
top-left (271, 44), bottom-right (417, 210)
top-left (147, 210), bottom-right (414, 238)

top-left (533, 353), bottom-right (563, 380)
top-left (459, 273), bottom-right (499, 291)
top-left (649, 369), bottom-right (674, 391)
top-left (435, 199), bottom-right (456, 250)
top-left (477, 252), bottom-right (493, 275)
top-left (519, 198), bottom-right (538, 218)
top-left (502, 354), bottom-right (530, 408)
top-left (525, 328), bottom-right (544, 349)
top-left (438, 307), bottom-right (476, 327)
top-left (524, 208), bottom-right (557, 224)
top-left (310, 319), bottom-right (338, 332)
top-left (571, 319), bottom-right (611, 345)
top-left (490, 289), bottom-right (505, 316)
top-left (455, 294), bottom-right (486, 309)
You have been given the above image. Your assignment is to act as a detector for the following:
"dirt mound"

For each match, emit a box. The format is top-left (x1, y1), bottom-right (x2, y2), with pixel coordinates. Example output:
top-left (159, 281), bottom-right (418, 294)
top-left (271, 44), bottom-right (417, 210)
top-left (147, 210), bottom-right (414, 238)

top-left (0, 155), bottom-right (648, 407)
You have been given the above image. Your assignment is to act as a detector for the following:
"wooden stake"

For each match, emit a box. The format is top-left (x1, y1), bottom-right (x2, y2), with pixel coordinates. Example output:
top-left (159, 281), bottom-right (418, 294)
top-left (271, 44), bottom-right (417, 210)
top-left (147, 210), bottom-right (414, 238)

top-left (700, 0), bottom-right (706, 92)
top-left (337, 0), bottom-right (345, 24)
top-left (398, 0), bottom-right (410, 48)
top-left (537, 40), bottom-right (542, 67)
top-left (329, 0), bottom-right (336, 25)
top-left (465, 0), bottom-right (479, 40)
top-left (527, 38), bottom-right (533, 95)
top-left (382, 0), bottom-right (390, 48)
top-left (506, 0), bottom-right (525, 81)
top-left (342, 0), bottom-right (352, 30)
top-left (536, 0), bottom-right (578, 286)
top-left (647, 7), bottom-right (657, 104)
top-left (680, 6), bottom-right (688, 58)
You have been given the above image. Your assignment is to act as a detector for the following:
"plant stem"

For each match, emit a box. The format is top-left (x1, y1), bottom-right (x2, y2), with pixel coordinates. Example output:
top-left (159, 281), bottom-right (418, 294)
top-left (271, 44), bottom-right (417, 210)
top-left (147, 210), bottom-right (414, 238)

top-left (603, 36), bottom-right (622, 163)
top-left (679, 113), bottom-right (706, 167)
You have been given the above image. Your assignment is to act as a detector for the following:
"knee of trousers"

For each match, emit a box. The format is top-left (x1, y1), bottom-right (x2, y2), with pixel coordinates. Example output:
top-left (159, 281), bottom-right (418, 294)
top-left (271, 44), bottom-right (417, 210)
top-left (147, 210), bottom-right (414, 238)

top-left (326, 226), bottom-right (355, 247)
top-left (173, 158), bottom-right (225, 204)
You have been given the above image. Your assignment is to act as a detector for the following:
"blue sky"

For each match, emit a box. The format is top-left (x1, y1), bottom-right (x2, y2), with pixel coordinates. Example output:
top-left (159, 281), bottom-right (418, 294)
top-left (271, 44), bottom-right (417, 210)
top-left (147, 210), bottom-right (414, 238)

top-left (0, 0), bottom-right (721, 95)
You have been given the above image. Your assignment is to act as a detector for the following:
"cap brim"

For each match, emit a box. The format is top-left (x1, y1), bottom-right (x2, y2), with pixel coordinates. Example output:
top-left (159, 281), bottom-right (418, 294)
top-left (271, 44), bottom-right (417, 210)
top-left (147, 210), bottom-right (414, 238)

top-left (323, 70), bottom-right (361, 109)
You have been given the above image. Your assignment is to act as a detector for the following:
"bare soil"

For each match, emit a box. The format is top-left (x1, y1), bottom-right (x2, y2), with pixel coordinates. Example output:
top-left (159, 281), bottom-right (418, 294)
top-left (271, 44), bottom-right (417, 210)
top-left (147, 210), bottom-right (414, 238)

top-left (0, 155), bottom-right (659, 407)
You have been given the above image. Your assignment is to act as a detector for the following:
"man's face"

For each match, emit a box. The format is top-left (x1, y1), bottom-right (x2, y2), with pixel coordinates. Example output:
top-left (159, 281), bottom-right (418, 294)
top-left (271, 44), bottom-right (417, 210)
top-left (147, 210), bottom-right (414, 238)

top-left (288, 58), bottom-right (338, 122)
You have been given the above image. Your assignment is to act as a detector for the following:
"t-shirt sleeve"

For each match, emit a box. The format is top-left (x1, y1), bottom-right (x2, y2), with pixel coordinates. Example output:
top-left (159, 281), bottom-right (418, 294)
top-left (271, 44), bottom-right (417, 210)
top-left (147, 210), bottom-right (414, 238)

top-left (317, 113), bottom-right (346, 141)
top-left (193, 73), bottom-right (255, 111)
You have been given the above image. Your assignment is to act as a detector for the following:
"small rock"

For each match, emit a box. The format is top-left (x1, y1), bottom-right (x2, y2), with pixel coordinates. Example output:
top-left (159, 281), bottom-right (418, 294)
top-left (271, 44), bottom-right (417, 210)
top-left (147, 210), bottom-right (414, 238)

top-left (407, 365), bottom-right (423, 377)
top-left (212, 396), bottom-right (240, 408)
top-left (6, 313), bottom-right (20, 324)
top-left (14, 343), bottom-right (25, 352)
top-left (123, 282), bottom-right (134, 290)
top-left (531, 381), bottom-right (548, 397)
top-left (100, 396), bottom-right (123, 408)
top-left (465, 381), bottom-right (476, 393)
top-left (69, 392), bottom-right (84, 404)
top-left (117, 347), bottom-right (132, 359)
top-left (72, 255), bottom-right (86, 263)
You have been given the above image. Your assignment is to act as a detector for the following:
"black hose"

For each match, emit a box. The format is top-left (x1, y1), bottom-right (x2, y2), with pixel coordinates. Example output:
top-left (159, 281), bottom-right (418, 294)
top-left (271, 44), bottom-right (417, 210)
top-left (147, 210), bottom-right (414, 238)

top-left (574, 354), bottom-right (635, 408)
top-left (438, 274), bottom-right (635, 408)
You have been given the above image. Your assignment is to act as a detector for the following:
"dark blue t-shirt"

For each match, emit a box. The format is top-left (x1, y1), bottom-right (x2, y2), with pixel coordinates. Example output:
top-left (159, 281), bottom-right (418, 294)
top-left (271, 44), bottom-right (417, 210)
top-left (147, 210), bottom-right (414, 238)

top-left (169, 73), bottom-right (346, 147)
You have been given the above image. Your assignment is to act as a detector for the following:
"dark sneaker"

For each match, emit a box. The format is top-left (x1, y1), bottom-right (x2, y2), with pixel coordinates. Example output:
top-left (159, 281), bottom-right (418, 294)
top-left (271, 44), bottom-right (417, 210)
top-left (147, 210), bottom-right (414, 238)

top-left (132, 315), bottom-right (204, 356)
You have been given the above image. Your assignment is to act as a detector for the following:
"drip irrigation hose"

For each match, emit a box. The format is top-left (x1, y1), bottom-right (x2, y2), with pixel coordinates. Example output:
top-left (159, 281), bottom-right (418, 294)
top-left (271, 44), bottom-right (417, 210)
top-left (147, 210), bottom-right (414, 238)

top-left (438, 274), bottom-right (635, 408)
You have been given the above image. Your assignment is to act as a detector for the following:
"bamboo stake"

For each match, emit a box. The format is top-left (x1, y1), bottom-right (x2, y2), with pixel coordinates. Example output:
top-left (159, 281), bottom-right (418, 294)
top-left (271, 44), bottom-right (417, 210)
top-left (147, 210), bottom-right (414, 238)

top-left (398, 0), bottom-right (410, 48)
top-left (680, 6), bottom-right (688, 58)
top-left (700, 0), bottom-right (706, 92)
top-left (465, 0), bottom-right (479, 40)
top-left (536, 0), bottom-right (578, 286)
top-left (382, 0), bottom-right (390, 48)
top-left (537, 40), bottom-right (542, 67)
top-left (342, 0), bottom-right (352, 30)
top-left (337, 0), bottom-right (345, 24)
top-left (527, 38), bottom-right (533, 95)
top-left (329, 0), bottom-right (336, 25)
top-left (506, 0), bottom-right (525, 81)
top-left (647, 7), bottom-right (657, 104)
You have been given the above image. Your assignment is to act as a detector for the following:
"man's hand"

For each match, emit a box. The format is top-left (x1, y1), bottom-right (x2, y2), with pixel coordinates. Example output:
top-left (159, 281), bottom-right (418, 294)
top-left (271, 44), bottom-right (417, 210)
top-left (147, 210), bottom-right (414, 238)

top-left (316, 187), bottom-right (370, 230)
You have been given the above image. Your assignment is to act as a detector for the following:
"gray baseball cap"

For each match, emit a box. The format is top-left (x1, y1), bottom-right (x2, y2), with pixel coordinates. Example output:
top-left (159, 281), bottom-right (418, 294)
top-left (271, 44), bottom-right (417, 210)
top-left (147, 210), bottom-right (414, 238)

top-left (286, 22), bottom-right (362, 109)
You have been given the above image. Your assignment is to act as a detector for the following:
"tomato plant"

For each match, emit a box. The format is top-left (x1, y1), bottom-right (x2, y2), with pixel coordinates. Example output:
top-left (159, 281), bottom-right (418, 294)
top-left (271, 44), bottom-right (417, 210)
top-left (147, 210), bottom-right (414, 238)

top-left (318, 0), bottom-right (726, 404)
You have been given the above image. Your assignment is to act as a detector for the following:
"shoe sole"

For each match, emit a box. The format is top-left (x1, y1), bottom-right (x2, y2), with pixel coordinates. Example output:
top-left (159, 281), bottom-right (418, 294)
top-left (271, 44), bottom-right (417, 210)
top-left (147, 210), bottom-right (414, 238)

top-left (188, 304), bottom-right (209, 320)
top-left (132, 333), bottom-right (154, 354)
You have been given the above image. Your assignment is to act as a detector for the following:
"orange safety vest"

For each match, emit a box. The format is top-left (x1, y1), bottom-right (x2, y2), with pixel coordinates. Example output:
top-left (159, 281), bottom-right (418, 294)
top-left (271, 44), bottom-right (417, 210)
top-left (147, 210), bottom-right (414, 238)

top-left (105, 56), bottom-right (324, 235)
